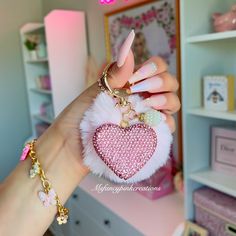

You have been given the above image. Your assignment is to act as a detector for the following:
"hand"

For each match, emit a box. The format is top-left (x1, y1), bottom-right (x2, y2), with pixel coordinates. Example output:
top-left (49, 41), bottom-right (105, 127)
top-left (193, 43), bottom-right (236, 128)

top-left (37, 30), bottom-right (180, 182)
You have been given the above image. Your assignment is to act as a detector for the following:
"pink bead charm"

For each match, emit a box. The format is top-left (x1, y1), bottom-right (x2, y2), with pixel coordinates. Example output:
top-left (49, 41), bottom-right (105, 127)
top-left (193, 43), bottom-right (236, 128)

top-left (20, 144), bottom-right (30, 161)
top-left (93, 123), bottom-right (157, 180)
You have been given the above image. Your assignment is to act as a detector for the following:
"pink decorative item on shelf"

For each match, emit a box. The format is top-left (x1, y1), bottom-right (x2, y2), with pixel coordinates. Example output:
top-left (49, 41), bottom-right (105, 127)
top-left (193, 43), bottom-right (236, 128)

top-left (134, 158), bottom-right (174, 200)
top-left (212, 4), bottom-right (236, 32)
top-left (41, 75), bottom-right (51, 90)
top-left (194, 187), bottom-right (236, 236)
top-left (35, 75), bottom-right (51, 90)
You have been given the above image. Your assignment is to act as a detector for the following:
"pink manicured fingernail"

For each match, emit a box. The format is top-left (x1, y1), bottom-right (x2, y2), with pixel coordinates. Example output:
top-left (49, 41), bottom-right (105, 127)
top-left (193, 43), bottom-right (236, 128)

top-left (117, 30), bottom-right (135, 67)
top-left (142, 95), bottom-right (167, 108)
top-left (130, 76), bottom-right (163, 93)
top-left (129, 62), bottom-right (158, 83)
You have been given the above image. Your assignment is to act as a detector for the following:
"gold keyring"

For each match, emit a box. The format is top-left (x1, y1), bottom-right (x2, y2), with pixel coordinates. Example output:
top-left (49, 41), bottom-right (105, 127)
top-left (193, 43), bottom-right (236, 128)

top-left (99, 62), bottom-right (130, 100)
top-left (101, 62), bottom-right (116, 95)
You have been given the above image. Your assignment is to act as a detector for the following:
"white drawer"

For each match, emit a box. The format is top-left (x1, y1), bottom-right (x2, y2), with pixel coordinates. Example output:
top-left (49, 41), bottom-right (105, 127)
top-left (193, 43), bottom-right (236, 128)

top-left (50, 223), bottom-right (64, 236)
top-left (69, 202), bottom-right (110, 236)
top-left (69, 187), bottom-right (143, 236)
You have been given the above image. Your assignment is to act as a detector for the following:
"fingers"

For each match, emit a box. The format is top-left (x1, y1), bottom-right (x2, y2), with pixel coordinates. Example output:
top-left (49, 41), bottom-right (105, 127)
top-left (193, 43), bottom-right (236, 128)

top-left (117, 30), bottom-right (135, 67)
top-left (108, 31), bottom-right (135, 89)
top-left (108, 50), bottom-right (134, 89)
top-left (141, 93), bottom-right (181, 115)
top-left (128, 56), bottom-right (168, 84)
top-left (165, 115), bottom-right (176, 133)
top-left (130, 72), bottom-right (179, 94)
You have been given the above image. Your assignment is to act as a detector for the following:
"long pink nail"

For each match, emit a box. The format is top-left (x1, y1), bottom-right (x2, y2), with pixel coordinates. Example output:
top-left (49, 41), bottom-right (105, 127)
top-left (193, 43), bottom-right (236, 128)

top-left (129, 62), bottom-right (157, 84)
top-left (142, 95), bottom-right (166, 108)
top-left (117, 30), bottom-right (135, 67)
top-left (130, 76), bottom-right (163, 93)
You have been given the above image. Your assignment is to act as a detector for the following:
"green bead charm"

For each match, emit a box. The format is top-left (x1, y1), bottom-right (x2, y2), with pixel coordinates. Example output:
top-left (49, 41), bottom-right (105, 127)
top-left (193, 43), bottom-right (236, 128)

top-left (139, 110), bottom-right (162, 127)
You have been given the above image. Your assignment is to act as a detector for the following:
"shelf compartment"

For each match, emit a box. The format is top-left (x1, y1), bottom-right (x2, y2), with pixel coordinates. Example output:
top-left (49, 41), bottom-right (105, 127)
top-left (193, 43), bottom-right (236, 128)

top-left (33, 114), bottom-right (53, 124)
top-left (188, 108), bottom-right (236, 121)
top-left (26, 58), bottom-right (48, 63)
top-left (187, 31), bottom-right (236, 43)
top-left (190, 169), bottom-right (236, 198)
top-left (30, 88), bottom-right (52, 95)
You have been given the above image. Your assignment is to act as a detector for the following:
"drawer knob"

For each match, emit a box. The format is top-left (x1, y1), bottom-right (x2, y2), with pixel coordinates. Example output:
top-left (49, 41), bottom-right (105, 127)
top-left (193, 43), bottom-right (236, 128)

top-left (75, 220), bottom-right (80, 225)
top-left (104, 219), bottom-right (111, 227)
top-left (226, 223), bottom-right (236, 235)
top-left (72, 194), bottom-right (78, 199)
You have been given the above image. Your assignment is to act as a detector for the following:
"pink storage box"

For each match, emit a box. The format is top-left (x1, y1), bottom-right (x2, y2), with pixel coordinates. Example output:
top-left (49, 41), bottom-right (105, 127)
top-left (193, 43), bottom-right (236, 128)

top-left (135, 173), bottom-right (173, 200)
top-left (194, 187), bottom-right (236, 236)
top-left (134, 159), bottom-right (174, 200)
top-left (211, 127), bottom-right (236, 177)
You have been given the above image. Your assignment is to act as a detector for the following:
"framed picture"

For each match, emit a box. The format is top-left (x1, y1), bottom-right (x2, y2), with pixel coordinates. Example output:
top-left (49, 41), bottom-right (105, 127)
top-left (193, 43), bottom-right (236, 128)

top-left (184, 221), bottom-right (208, 236)
top-left (104, 0), bottom-right (182, 162)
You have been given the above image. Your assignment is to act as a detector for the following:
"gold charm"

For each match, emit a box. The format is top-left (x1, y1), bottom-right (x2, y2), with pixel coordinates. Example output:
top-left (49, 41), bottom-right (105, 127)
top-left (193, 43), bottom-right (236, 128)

top-left (29, 163), bottom-right (40, 178)
top-left (57, 214), bottom-right (68, 225)
top-left (120, 120), bottom-right (129, 128)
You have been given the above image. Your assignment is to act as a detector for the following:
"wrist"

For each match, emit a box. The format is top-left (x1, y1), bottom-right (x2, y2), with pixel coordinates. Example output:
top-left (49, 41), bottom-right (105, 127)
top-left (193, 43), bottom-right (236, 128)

top-left (35, 124), bottom-right (89, 186)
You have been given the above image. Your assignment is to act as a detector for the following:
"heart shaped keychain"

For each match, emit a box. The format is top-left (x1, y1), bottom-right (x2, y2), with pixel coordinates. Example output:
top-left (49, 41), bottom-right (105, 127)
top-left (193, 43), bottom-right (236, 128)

top-left (80, 63), bottom-right (172, 183)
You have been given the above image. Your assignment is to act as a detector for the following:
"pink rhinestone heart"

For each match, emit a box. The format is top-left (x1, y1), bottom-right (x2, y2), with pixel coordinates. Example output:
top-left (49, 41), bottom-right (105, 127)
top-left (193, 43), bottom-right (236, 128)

top-left (93, 123), bottom-right (157, 180)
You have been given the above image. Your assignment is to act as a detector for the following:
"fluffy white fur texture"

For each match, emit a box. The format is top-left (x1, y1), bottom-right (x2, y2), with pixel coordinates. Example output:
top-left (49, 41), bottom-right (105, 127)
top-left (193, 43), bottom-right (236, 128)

top-left (80, 92), bottom-right (172, 183)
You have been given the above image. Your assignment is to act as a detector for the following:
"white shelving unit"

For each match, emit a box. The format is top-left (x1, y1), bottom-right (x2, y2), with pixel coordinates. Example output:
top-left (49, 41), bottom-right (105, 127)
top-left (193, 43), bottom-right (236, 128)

top-left (30, 88), bottom-right (52, 95)
top-left (20, 10), bottom-right (87, 138)
top-left (186, 31), bottom-right (236, 43)
top-left (190, 170), bottom-right (236, 198)
top-left (181, 0), bottom-right (236, 219)
top-left (188, 108), bottom-right (236, 121)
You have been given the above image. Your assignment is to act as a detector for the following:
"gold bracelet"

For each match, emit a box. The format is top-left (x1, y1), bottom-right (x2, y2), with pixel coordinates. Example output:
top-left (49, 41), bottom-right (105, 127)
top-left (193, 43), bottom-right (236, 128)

top-left (21, 139), bottom-right (69, 225)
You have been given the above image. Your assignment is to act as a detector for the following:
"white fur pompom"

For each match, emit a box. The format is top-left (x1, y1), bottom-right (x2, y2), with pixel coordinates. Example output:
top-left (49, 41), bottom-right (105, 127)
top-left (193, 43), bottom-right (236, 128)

top-left (80, 92), bottom-right (172, 183)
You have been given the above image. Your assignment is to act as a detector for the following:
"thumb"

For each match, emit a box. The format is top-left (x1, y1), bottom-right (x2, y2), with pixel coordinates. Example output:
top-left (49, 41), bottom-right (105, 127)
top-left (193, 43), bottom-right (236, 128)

top-left (108, 30), bottom-right (135, 89)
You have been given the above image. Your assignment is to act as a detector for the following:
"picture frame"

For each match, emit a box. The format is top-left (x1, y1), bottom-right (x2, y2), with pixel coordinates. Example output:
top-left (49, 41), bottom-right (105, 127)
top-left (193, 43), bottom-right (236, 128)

top-left (104, 0), bottom-right (182, 162)
top-left (184, 221), bottom-right (208, 236)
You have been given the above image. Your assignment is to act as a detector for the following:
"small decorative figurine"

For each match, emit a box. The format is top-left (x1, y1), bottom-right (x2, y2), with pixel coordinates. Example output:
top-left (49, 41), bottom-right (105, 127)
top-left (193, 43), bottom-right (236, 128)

top-left (212, 4), bottom-right (236, 32)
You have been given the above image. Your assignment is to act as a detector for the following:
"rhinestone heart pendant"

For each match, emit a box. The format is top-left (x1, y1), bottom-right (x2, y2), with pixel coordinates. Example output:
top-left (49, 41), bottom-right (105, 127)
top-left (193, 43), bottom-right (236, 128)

top-left (93, 123), bottom-right (157, 180)
top-left (80, 92), bottom-right (172, 183)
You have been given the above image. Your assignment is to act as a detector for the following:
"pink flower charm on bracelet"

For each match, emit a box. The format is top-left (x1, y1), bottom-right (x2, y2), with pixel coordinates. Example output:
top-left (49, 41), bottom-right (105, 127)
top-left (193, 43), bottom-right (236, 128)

top-left (38, 189), bottom-right (57, 207)
top-left (20, 144), bottom-right (30, 161)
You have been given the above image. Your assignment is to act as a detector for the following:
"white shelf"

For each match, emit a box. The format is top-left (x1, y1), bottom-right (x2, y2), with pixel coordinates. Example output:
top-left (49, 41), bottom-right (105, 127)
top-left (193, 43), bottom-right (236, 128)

top-left (188, 108), bottom-right (236, 121)
top-left (30, 88), bottom-right (51, 95)
top-left (79, 174), bottom-right (184, 236)
top-left (21, 11), bottom-right (87, 141)
top-left (181, 1), bottom-right (236, 220)
top-left (190, 169), bottom-right (236, 198)
top-left (26, 58), bottom-right (48, 63)
top-left (33, 114), bottom-right (53, 124)
top-left (187, 31), bottom-right (236, 43)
